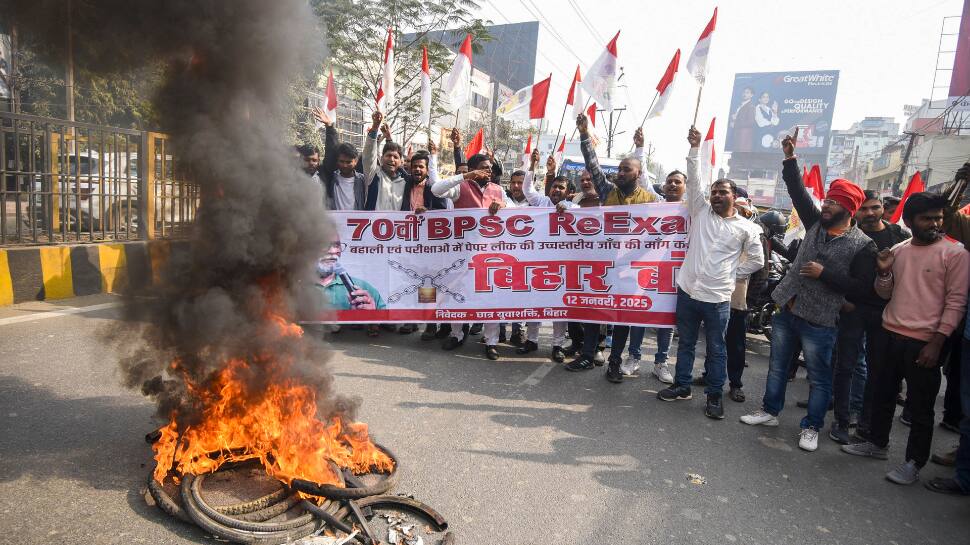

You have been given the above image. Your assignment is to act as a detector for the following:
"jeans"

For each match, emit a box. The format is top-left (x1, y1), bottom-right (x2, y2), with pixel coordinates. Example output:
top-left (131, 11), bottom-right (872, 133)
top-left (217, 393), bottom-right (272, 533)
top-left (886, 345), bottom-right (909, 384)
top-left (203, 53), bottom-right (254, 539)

top-left (725, 309), bottom-right (748, 389)
top-left (956, 338), bottom-right (970, 491)
top-left (833, 306), bottom-right (881, 428)
top-left (581, 323), bottom-right (601, 359)
top-left (627, 327), bottom-right (672, 363)
top-left (868, 327), bottom-right (946, 468)
top-left (608, 325), bottom-right (644, 363)
top-left (673, 289), bottom-right (731, 396)
top-left (761, 308), bottom-right (837, 430)
top-left (625, 327), bottom-right (646, 360)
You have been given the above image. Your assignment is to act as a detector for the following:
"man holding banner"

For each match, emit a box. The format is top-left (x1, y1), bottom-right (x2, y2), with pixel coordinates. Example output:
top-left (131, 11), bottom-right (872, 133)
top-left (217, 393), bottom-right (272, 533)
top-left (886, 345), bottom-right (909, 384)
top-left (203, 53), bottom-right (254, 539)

top-left (657, 125), bottom-right (764, 421)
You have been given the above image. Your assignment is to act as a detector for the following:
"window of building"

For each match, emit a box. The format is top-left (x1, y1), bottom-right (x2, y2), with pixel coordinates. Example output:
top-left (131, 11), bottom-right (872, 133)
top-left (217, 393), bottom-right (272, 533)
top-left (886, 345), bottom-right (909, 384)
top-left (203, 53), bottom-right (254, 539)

top-left (471, 92), bottom-right (490, 111)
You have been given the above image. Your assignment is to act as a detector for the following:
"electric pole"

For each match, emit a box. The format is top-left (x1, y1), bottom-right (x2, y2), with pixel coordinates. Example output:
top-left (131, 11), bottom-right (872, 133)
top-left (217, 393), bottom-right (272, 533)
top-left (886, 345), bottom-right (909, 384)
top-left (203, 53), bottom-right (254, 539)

top-left (65, 0), bottom-right (75, 124)
top-left (893, 131), bottom-right (920, 196)
top-left (603, 107), bottom-right (626, 158)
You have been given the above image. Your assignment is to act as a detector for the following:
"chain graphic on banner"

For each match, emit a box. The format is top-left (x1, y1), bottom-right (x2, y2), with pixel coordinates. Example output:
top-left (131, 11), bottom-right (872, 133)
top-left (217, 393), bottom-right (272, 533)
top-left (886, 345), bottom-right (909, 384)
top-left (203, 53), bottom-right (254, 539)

top-left (386, 259), bottom-right (467, 303)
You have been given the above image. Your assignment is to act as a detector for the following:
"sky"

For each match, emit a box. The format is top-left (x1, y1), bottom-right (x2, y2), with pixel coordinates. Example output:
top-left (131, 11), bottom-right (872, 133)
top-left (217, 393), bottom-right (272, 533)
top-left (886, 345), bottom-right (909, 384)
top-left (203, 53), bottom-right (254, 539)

top-left (475, 0), bottom-right (966, 172)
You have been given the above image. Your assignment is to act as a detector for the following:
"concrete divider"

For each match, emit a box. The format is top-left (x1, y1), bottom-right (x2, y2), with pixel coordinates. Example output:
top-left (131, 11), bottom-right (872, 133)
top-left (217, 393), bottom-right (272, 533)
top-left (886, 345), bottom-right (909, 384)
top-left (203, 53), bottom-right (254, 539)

top-left (0, 240), bottom-right (183, 306)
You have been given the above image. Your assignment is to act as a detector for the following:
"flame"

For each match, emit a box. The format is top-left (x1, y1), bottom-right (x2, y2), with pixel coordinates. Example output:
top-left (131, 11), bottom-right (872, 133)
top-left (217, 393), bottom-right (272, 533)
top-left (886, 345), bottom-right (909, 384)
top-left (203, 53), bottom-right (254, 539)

top-left (152, 281), bottom-right (393, 486)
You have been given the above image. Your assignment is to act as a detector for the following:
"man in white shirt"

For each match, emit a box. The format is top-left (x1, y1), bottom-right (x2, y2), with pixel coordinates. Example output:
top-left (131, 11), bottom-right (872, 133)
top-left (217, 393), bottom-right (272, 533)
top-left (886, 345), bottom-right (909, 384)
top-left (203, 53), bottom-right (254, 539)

top-left (515, 149), bottom-right (577, 362)
top-left (656, 126), bottom-right (765, 420)
top-left (362, 111), bottom-right (407, 211)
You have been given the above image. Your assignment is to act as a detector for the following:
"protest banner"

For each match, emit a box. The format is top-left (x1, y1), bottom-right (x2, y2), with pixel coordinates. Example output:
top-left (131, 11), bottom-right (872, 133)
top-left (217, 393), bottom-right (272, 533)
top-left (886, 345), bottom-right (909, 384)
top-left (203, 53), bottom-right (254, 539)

top-left (304, 204), bottom-right (689, 327)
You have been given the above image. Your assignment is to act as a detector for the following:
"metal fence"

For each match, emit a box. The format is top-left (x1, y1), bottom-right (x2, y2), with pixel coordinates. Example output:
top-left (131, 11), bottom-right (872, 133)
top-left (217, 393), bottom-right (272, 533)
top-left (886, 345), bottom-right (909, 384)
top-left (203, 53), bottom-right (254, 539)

top-left (0, 112), bottom-right (198, 246)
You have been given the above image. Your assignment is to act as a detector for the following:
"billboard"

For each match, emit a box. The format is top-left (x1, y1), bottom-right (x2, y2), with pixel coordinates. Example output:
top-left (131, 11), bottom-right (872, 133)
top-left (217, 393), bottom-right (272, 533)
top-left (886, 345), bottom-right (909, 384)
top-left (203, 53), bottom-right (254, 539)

top-left (948, 0), bottom-right (970, 111)
top-left (725, 70), bottom-right (839, 154)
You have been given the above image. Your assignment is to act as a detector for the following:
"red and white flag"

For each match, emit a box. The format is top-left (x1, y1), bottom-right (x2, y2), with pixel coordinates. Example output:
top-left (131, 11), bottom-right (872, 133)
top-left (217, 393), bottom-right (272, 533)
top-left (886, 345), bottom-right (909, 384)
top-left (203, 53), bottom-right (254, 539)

top-left (554, 136), bottom-right (566, 166)
top-left (582, 31), bottom-right (620, 111)
top-left (686, 8), bottom-right (717, 85)
top-left (567, 66), bottom-right (584, 120)
top-left (520, 133), bottom-right (533, 168)
top-left (496, 75), bottom-right (552, 122)
top-left (313, 68), bottom-right (339, 130)
top-left (464, 127), bottom-right (484, 159)
top-left (375, 28), bottom-right (395, 112)
top-left (420, 46), bottom-right (432, 128)
top-left (700, 117), bottom-right (716, 184)
top-left (587, 102), bottom-right (598, 127)
top-left (441, 34), bottom-right (473, 113)
top-left (891, 171), bottom-right (926, 224)
top-left (645, 49), bottom-right (680, 120)
top-left (784, 164), bottom-right (824, 245)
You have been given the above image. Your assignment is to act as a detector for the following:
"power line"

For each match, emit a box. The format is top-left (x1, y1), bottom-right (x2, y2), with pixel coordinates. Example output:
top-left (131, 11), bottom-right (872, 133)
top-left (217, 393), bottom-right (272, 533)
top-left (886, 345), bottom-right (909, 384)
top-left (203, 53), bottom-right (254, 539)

top-left (516, 0), bottom-right (586, 67)
top-left (565, 0), bottom-right (604, 43)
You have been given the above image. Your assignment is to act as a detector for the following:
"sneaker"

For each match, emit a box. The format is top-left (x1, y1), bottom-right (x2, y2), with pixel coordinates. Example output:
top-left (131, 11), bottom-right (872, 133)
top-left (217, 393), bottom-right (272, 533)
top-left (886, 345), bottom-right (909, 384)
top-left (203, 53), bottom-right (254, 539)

top-left (420, 324), bottom-right (438, 341)
top-left (509, 332), bottom-right (523, 346)
top-left (899, 412), bottom-right (911, 426)
top-left (691, 375), bottom-right (706, 387)
top-left (798, 427), bottom-right (819, 452)
top-left (515, 340), bottom-right (539, 355)
top-left (441, 336), bottom-right (462, 351)
top-left (469, 323), bottom-right (483, 335)
top-left (931, 447), bottom-right (958, 467)
top-left (940, 420), bottom-right (960, 433)
top-left (840, 441), bottom-right (889, 460)
top-left (653, 363), bottom-right (674, 384)
top-left (924, 477), bottom-right (970, 496)
top-left (592, 350), bottom-right (606, 366)
top-left (740, 410), bottom-right (779, 427)
top-left (563, 343), bottom-right (581, 357)
top-left (657, 385), bottom-right (692, 402)
top-left (728, 386), bottom-right (746, 403)
top-left (550, 346), bottom-right (565, 363)
top-left (564, 355), bottom-right (595, 372)
top-left (828, 424), bottom-right (851, 445)
top-left (620, 357), bottom-right (641, 377)
top-left (605, 360), bottom-right (624, 383)
top-left (886, 460), bottom-right (920, 485)
top-left (705, 395), bottom-right (725, 420)
top-left (485, 345), bottom-right (499, 360)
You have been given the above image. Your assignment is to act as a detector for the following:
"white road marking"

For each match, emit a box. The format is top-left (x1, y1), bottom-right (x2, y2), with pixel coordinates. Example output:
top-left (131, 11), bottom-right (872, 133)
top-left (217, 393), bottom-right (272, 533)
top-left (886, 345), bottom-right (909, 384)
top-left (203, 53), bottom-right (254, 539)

top-left (0, 302), bottom-right (122, 326)
top-left (521, 362), bottom-right (556, 386)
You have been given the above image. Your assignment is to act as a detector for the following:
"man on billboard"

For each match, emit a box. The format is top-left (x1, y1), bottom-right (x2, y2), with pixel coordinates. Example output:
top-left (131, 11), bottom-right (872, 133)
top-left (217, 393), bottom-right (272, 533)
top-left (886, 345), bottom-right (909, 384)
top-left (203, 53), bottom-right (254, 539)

top-left (311, 232), bottom-right (385, 312)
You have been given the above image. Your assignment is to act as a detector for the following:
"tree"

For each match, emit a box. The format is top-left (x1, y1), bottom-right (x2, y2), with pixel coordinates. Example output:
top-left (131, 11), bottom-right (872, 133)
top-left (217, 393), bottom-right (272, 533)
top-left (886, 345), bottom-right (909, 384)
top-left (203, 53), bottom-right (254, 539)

top-left (310, 0), bottom-right (492, 139)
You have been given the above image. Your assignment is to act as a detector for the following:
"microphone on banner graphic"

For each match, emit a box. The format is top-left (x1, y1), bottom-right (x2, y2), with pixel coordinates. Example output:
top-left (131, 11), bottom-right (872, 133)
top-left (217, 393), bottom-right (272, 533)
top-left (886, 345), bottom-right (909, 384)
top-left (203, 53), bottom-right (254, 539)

top-left (333, 263), bottom-right (359, 303)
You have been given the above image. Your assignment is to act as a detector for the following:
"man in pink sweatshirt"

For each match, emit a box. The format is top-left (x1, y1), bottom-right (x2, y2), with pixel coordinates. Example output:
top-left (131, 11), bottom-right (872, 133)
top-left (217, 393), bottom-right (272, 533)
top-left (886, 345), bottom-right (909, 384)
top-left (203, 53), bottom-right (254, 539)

top-left (842, 192), bottom-right (970, 486)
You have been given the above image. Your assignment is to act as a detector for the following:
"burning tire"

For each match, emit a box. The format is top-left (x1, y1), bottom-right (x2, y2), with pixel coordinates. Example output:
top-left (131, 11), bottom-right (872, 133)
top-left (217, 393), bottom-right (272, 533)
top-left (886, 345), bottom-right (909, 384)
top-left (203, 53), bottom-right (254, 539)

top-left (291, 443), bottom-right (399, 500)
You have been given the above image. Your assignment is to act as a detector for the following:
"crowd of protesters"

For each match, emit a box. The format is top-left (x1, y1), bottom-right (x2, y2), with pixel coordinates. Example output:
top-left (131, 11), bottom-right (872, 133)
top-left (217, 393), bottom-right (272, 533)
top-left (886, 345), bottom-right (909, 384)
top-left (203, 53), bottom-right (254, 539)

top-left (299, 106), bottom-right (970, 497)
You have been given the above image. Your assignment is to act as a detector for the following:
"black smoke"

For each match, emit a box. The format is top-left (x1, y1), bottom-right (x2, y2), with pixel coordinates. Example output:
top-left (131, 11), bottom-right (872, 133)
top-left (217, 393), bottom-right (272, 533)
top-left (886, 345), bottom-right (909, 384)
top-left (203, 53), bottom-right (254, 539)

top-left (3, 0), bottom-right (356, 423)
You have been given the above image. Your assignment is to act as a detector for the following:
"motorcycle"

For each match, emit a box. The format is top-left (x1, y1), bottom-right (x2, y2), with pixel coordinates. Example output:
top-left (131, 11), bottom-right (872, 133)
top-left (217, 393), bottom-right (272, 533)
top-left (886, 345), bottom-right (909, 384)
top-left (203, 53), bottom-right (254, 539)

top-left (746, 252), bottom-right (790, 341)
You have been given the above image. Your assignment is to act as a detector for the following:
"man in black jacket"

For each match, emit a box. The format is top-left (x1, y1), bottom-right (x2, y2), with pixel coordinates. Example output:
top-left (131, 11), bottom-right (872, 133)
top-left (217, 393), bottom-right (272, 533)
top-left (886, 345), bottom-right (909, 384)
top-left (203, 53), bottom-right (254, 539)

top-left (313, 108), bottom-right (367, 210)
top-left (740, 133), bottom-right (877, 452)
top-left (830, 191), bottom-right (910, 444)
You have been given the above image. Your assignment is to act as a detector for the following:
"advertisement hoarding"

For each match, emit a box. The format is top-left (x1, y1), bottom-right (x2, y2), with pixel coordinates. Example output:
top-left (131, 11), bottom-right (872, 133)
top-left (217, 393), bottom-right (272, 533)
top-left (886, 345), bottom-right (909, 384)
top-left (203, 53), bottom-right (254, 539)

top-left (725, 70), bottom-right (839, 154)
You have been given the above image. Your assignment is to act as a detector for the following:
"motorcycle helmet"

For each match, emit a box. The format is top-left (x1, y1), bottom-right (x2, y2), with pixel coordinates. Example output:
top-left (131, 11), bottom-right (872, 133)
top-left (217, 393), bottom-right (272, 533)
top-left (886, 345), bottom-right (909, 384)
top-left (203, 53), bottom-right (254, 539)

top-left (759, 210), bottom-right (787, 238)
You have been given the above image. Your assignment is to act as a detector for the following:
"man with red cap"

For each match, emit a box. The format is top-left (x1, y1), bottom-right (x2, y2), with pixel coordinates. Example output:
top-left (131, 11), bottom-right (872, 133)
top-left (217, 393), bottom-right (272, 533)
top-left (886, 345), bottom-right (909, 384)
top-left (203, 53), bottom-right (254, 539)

top-left (741, 132), bottom-right (878, 453)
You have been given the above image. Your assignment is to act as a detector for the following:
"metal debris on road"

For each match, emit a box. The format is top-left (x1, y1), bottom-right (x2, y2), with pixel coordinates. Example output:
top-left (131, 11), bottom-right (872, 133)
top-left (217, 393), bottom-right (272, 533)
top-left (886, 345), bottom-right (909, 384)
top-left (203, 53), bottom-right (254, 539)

top-left (293, 531), bottom-right (359, 545)
top-left (686, 473), bottom-right (707, 485)
top-left (384, 513), bottom-right (425, 545)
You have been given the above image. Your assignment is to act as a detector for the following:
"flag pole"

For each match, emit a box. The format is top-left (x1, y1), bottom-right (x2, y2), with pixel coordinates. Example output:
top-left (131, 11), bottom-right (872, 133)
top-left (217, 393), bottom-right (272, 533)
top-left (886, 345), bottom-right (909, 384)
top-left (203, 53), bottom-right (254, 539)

top-left (638, 91), bottom-right (660, 128)
top-left (692, 85), bottom-right (704, 127)
top-left (552, 100), bottom-right (569, 161)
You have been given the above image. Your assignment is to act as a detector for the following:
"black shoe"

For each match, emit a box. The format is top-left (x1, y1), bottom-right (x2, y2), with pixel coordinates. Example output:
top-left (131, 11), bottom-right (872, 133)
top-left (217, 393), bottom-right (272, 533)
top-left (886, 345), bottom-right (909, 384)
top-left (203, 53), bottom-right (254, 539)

top-left (657, 385), bottom-right (692, 401)
top-left (940, 420), bottom-right (960, 433)
top-left (442, 337), bottom-right (461, 350)
top-left (829, 424), bottom-right (851, 445)
top-left (380, 323), bottom-right (397, 332)
top-left (605, 359), bottom-right (623, 383)
top-left (564, 355), bottom-right (595, 372)
top-left (398, 324), bottom-right (416, 334)
top-left (434, 325), bottom-right (451, 339)
top-left (728, 387), bottom-right (746, 403)
top-left (469, 323), bottom-right (483, 335)
top-left (692, 375), bottom-right (706, 387)
top-left (516, 340), bottom-right (539, 355)
top-left (485, 345), bottom-right (499, 360)
top-left (592, 350), bottom-right (606, 366)
top-left (899, 413), bottom-right (912, 426)
top-left (924, 477), bottom-right (970, 496)
top-left (421, 324), bottom-right (438, 341)
top-left (563, 343), bottom-right (581, 357)
top-left (705, 395), bottom-right (725, 419)
top-left (509, 332), bottom-right (524, 346)
top-left (551, 346), bottom-right (565, 363)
